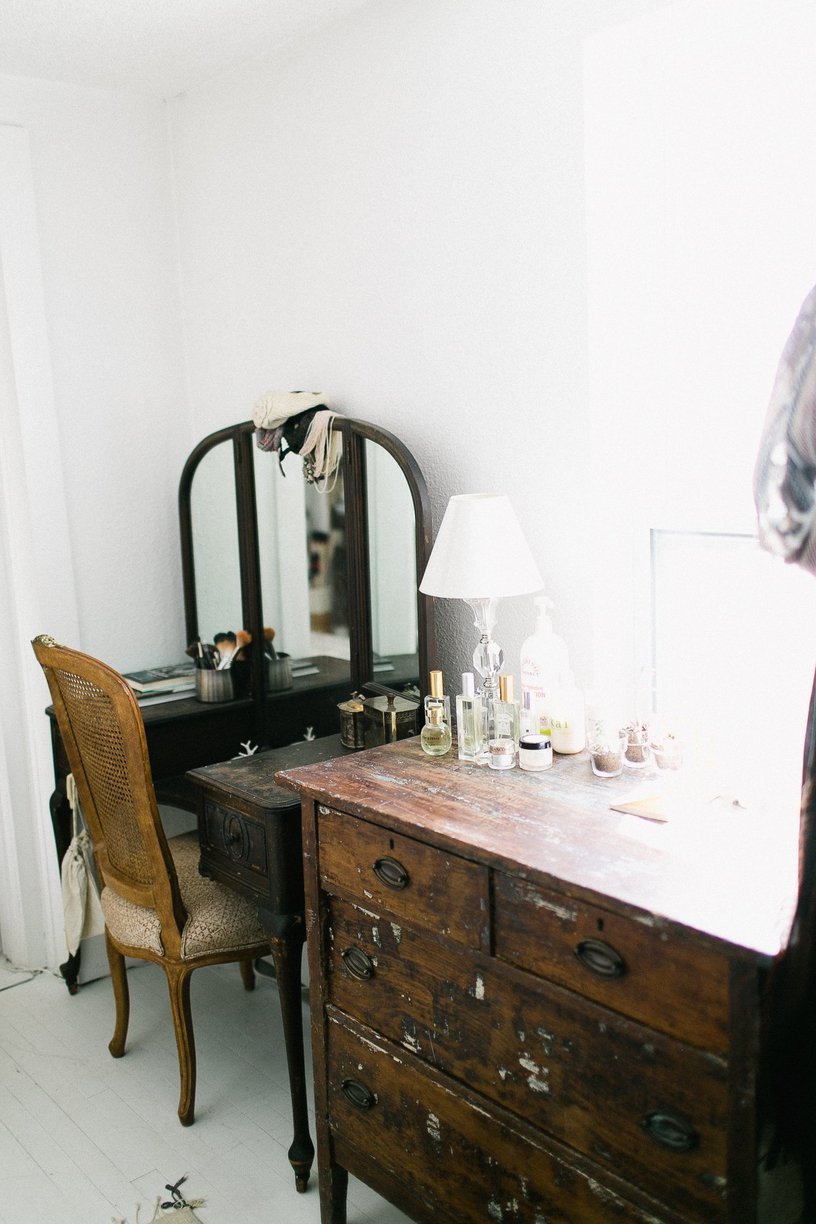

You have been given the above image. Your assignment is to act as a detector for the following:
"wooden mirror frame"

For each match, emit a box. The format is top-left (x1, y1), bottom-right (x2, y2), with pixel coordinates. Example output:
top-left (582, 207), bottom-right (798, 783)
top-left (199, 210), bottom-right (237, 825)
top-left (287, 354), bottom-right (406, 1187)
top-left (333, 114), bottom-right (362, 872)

top-left (179, 417), bottom-right (436, 744)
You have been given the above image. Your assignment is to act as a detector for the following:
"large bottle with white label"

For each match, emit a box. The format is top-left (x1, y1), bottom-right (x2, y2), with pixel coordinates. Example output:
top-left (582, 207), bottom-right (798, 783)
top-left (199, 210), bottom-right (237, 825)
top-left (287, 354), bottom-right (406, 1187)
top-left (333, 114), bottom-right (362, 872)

top-left (520, 596), bottom-right (569, 732)
top-left (550, 668), bottom-right (586, 754)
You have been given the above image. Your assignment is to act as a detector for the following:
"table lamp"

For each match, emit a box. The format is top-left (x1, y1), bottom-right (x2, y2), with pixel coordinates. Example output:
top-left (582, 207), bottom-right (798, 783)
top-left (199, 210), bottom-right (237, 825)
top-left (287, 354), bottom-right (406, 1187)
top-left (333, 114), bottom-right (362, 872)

top-left (419, 493), bottom-right (544, 705)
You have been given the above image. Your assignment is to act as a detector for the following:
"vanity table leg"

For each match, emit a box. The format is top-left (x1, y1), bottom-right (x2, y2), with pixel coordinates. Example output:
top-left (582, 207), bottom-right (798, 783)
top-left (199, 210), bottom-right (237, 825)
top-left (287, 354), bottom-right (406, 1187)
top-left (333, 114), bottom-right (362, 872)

top-left (266, 914), bottom-right (315, 1193)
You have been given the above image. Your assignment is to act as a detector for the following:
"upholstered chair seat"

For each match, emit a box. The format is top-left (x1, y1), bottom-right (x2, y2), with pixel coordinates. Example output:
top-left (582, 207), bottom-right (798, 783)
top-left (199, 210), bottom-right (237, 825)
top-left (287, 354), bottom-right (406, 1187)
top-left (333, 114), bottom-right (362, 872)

top-left (101, 833), bottom-right (267, 960)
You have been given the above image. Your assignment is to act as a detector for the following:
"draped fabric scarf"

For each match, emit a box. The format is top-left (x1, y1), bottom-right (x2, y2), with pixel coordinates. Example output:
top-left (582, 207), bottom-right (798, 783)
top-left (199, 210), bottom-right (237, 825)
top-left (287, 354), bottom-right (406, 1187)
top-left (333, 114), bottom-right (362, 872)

top-left (252, 390), bottom-right (342, 486)
top-left (754, 284), bottom-right (816, 1210)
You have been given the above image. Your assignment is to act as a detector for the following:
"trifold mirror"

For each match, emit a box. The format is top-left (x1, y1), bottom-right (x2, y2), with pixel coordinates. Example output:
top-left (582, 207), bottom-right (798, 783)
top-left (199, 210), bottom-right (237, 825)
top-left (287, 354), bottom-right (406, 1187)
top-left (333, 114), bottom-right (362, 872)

top-left (179, 417), bottom-right (435, 747)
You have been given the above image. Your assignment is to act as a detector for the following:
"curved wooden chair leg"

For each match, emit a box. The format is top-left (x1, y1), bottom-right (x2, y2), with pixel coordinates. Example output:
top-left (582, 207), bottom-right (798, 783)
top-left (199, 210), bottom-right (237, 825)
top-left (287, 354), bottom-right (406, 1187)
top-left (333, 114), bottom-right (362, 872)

top-left (165, 964), bottom-right (196, 1126)
top-left (105, 932), bottom-right (130, 1059)
top-left (239, 956), bottom-right (255, 991)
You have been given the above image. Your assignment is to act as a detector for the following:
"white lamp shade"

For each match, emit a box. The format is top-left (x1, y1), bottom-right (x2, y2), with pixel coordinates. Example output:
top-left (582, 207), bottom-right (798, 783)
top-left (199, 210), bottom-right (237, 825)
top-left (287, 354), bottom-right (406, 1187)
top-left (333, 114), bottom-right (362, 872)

top-left (419, 493), bottom-right (543, 599)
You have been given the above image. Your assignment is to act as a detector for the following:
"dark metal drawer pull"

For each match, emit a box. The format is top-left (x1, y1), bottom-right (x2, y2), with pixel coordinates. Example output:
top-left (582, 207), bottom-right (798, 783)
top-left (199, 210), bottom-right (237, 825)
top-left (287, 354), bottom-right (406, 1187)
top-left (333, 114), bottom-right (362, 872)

top-left (574, 938), bottom-right (626, 978)
top-left (341, 946), bottom-right (375, 980)
top-left (373, 855), bottom-right (410, 889)
top-left (641, 1110), bottom-right (698, 1152)
top-left (341, 1078), bottom-right (377, 1111)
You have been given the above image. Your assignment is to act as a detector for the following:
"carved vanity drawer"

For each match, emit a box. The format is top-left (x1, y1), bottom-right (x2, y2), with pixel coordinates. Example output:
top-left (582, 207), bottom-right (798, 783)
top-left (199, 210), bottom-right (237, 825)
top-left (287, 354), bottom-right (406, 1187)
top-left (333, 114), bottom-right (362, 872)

top-left (317, 804), bottom-right (490, 950)
top-left (196, 789), bottom-right (304, 916)
top-left (494, 873), bottom-right (731, 1054)
top-left (327, 1010), bottom-right (678, 1224)
top-left (201, 798), bottom-right (268, 881)
top-left (328, 894), bottom-right (729, 1220)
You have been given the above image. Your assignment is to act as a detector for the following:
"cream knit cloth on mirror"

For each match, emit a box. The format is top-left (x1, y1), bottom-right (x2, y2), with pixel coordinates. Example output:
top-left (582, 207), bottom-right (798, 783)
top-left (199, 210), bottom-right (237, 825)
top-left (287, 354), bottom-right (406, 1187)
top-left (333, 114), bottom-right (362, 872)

top-left (252, 389), bottom-right (342, 485)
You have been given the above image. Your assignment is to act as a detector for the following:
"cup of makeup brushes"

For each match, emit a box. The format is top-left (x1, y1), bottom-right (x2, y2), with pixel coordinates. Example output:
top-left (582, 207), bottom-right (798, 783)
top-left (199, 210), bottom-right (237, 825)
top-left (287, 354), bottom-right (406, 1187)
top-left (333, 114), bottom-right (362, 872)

top-left (267, 652), bottom-right (293, 691)
top-left (195, 668), bottom-right (235, 703)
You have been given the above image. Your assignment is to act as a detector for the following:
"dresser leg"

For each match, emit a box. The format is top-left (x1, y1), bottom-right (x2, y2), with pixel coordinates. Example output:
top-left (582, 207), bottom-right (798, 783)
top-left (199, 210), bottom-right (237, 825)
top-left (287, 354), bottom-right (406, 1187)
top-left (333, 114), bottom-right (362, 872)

top-left (267, 917), bottom-right (315, 1192)
top-left (319, 1161), bottom-right (348, 1224)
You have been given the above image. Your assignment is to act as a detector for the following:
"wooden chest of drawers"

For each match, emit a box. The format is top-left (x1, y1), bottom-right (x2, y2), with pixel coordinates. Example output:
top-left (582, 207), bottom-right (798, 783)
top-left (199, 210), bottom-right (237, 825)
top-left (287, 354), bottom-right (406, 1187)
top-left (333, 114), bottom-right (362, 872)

top-left (277, 738), bottom-right (801, 1223)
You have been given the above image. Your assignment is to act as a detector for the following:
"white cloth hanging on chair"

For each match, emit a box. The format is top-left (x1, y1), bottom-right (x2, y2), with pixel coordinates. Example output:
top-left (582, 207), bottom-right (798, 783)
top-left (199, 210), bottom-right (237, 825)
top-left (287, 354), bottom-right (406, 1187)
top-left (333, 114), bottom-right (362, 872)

top-left (61, 774), bottom-right (104, 956)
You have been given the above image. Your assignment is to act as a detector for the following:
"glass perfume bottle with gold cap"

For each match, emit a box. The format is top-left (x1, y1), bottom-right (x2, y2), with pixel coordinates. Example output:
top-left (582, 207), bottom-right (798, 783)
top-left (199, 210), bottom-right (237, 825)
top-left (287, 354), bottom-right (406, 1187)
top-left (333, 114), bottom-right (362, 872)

top-left (420, 669), bottom-right (452, 756)
top-left (487, 672), bottom-right (520, 770)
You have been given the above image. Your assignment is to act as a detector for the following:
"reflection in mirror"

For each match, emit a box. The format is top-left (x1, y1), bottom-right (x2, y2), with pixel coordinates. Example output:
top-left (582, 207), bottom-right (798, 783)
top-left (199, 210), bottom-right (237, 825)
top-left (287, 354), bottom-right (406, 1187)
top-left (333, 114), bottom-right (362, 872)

top-left (253, 441), bottom-right (351, 677)
top-left (190, 440), bottom-right (242, 645)
top-left (366, 439), bottom-right (419, 685)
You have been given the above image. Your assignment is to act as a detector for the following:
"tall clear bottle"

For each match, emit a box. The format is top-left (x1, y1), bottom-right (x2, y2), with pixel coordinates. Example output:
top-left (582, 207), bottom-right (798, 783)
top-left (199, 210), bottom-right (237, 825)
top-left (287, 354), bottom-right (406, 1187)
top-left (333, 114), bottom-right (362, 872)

top-left (456, 672), bottom-right (485, 762)
top-left (421, 669), bottom-right (452, 756)
top-left (488, 673), bottom-right (520, 770)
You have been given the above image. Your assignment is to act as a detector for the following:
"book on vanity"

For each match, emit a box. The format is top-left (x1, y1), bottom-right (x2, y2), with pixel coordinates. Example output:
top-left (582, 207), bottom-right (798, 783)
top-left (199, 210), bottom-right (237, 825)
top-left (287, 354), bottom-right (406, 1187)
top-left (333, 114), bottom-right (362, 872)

top-left (123, 662), bottom-right (196, 695)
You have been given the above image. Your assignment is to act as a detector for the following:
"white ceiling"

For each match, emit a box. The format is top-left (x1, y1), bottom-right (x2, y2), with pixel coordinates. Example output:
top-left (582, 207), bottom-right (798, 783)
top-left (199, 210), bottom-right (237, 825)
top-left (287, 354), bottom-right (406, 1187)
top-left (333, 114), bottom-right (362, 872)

top-left (0, 0), bottom-right (371, 98)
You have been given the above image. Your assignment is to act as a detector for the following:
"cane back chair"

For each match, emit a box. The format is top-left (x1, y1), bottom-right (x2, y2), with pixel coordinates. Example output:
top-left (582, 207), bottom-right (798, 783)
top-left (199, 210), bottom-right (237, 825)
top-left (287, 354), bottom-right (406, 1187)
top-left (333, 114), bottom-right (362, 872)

top-left (32, 636), bottom-right (270, 1125)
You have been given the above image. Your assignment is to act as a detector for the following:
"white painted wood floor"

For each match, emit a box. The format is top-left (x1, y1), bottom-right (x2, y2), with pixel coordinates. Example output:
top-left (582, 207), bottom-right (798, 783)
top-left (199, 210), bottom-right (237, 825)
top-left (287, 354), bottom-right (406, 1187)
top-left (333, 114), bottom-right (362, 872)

top-left (0, 957), bottom-right (412, 1224)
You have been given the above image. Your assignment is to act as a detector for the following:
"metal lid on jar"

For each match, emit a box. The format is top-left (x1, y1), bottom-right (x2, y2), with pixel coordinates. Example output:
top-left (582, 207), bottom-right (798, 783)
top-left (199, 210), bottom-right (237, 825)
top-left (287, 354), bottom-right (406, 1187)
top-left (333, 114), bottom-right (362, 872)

top-left (519, 733), bottom-right (551, 750)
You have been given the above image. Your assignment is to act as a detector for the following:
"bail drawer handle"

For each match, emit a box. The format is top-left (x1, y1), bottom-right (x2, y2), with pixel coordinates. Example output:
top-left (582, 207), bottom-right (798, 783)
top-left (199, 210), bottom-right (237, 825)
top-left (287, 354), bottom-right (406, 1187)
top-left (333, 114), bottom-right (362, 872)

top-left (341, 1078), bottom-right (377, 1111)
top-left (573, 938), bottom-right (626, 978)
top-left (341, 946), bottom-right (375, 980)
top-left (641, 1110), bottom-right (698, 1152)
top-left (373, 855), bottom-right (410, 889)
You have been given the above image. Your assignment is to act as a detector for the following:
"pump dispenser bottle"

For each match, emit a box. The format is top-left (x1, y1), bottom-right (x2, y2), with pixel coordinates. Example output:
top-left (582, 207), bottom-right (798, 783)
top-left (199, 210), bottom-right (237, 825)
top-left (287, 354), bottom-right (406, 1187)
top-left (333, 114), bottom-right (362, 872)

top-left (520, 596), bottom-right (569, 732)
top-left (421, 669), bottom-right (452, 756)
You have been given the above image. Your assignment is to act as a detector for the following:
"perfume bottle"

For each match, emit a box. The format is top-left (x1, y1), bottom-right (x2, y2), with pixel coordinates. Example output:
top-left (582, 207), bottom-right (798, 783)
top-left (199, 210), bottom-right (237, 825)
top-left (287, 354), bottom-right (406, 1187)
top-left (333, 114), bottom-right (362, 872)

top-left (456, 672), bottom-right (485, 762)
top-left (488, 673), bottom-right (520, 770)
top-left (519, 690), bottom-right (539, 737)
top-left (421, 669), bottom-right (452, 756)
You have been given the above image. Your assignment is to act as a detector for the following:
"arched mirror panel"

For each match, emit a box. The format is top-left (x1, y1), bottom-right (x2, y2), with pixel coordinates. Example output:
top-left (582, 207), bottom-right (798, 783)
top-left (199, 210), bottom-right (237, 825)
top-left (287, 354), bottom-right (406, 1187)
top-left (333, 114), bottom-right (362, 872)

top-left (253, 441), bottom-right (351, 681)
top-left (365, 439), bottom-right (419, 687)
top-left (189, 438), bottom-right (243, 647)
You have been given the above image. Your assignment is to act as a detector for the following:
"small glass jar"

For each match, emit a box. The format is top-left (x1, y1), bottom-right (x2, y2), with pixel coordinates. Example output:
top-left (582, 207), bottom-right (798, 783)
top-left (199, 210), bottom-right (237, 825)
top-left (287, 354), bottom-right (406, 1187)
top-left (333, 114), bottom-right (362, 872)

top-left (518, 733), bottom-right (553, 772)
top-left (488, 737), bottom-right (516, 771)
top-left (590, 733), bottom-right (627, 778)
top-left (651, 732), bottom-right (683, 771)
top-left (622, 721), bottom-right (651, 769)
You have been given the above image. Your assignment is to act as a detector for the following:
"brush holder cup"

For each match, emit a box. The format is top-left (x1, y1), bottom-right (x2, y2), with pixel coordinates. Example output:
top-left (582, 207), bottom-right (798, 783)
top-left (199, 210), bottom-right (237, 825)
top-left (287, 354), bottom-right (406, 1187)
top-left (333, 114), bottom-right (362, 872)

top-left (195, 668), bottom-right (235, 703)
top-left (267, 653), bottom-right (293, 692)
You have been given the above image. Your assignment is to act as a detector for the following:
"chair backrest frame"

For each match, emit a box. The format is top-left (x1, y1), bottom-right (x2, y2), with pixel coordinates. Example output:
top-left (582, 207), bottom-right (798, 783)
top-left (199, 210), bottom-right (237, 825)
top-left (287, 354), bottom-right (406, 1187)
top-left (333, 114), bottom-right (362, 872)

top-left (32, 636), bottom-right (187, 948)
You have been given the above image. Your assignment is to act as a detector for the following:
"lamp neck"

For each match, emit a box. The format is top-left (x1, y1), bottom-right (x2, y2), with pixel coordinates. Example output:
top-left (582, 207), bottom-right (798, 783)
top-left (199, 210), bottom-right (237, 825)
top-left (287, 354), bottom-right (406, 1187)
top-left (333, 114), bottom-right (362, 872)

top-left (464, 597), bottom-right (504, 697)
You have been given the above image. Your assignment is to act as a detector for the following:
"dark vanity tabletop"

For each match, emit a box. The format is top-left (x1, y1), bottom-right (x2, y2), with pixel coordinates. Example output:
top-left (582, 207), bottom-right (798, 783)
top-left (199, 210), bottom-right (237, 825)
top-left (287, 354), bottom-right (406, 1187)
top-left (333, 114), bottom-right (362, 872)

top-left (134, 656), bottom-right (353, 724)
top-left (186, 732), bottom-right (353, 810)
top-left (277, 736), bottom-right (799, 961)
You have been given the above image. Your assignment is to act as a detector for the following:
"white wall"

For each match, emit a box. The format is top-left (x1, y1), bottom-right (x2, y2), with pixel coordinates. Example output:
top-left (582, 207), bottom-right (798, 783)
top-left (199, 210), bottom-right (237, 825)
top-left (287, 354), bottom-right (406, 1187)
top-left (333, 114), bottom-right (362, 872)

top-left (0, 77), bottom-right (188, 966)
top-left (0, 76), bottom-right (189, 673)
top-left (168, 0), bottom-right (608, 688)
top-left (584, 0), bottom-right (816, 799)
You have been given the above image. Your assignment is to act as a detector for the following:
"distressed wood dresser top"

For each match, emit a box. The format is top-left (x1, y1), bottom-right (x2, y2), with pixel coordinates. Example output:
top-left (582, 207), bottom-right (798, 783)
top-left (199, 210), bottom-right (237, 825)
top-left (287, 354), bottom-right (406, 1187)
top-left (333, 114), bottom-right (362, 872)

top-left (277, 736), bottom-right (798, 959)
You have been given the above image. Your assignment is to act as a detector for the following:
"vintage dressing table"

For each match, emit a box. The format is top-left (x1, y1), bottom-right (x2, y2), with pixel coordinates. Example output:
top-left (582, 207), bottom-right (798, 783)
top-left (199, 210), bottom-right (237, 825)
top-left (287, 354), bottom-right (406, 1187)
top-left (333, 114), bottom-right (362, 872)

top-left (277, 738), bottom-right (802, 1223)
top-left (43, 412), bottom-right (435, 1195)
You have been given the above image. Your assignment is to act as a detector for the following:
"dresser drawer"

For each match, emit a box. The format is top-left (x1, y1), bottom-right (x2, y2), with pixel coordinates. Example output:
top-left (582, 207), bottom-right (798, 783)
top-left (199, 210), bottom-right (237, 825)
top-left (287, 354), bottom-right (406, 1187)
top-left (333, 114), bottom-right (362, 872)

top-left (317, 805), bottom-right (489, 950)
top-left (494, 874), bottom-right (731, 1053)
top-left (327, 1011), bottom-right (682, 1224)
top-left (327, 895), bottom-right (729, 1220)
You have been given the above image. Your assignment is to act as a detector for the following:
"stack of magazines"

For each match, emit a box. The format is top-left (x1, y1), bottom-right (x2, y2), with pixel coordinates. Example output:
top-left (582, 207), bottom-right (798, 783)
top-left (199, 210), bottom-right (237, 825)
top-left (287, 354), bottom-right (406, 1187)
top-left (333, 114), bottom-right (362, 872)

top-left (123, 662), bottom-right (196, 702)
